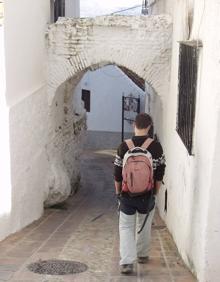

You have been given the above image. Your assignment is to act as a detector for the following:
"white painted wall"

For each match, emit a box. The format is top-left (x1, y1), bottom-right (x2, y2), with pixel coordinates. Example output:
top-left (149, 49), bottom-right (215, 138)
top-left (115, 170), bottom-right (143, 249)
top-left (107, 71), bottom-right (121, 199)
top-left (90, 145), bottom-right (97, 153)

top-left (4, 1), bottom-right (50, 106)
top-left (151, 1), bottom-right (220, 281)
top-left (0, 20), bottom-right (12, 240)
top-left (0, 1), bottom-right (51, 240)
top-left (148, 0), bottom-right (165, 15)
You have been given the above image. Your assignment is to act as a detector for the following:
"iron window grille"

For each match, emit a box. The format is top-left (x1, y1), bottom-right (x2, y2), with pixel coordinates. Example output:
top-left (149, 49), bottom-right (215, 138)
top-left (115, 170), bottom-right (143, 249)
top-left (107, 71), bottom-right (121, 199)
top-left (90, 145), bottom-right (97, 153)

top-left (177, 41), bottom-right (201, 155)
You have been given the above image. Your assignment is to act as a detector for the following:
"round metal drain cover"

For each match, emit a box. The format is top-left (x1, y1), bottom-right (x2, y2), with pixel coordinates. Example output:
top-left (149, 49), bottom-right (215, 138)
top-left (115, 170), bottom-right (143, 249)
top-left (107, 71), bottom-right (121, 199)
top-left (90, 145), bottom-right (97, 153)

top-left (27, 259), bottom-right (88, 275)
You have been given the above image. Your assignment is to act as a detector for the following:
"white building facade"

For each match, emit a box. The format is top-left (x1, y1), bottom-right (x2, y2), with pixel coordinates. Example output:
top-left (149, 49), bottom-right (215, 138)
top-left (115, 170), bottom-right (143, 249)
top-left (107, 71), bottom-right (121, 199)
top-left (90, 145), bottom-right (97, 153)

top-left (0, 0), bottom-right (51, 241)
top-left (148, 1), bottom-right (220, 281)
top-left (0, 0), bottom-right (80, 240)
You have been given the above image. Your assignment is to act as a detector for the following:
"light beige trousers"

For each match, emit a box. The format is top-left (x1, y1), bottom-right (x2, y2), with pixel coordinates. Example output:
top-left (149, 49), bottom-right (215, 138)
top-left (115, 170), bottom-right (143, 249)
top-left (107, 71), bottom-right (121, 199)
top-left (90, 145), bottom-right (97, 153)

top-left (119, 208), bottom-right (155, 265)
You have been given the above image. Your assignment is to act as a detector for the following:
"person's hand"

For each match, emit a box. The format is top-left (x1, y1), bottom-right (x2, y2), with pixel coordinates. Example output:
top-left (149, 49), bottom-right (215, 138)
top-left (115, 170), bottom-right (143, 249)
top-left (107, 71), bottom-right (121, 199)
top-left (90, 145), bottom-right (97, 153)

top-left (116, 193), bottom-right (121, 212)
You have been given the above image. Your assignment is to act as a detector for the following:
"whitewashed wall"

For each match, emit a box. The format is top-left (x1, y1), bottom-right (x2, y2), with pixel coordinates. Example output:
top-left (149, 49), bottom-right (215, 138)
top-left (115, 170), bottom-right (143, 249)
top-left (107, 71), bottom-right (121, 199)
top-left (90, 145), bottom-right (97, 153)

top-left (148, 0), bottom-right (165, 15)
top-left (0, 0), bottom-right (51, 241)
top-left (0, 18), bottom-right (12, 242)
top-left (74, 65), bottom-right (146, 149)
top-left (151, 1), bottom-right (220, 281)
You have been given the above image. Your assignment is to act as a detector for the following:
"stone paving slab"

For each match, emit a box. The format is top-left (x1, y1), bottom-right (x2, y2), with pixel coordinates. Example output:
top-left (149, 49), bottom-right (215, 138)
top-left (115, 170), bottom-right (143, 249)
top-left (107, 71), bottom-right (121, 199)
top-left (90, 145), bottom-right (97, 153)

top-left (0, 151), bottom-right (197, 282)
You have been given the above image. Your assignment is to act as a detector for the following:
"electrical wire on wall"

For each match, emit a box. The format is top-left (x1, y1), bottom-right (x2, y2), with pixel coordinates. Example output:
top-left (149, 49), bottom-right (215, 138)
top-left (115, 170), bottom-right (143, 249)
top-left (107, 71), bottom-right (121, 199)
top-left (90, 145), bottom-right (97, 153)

top-left (99, 0), bottom-right (159, 17)
top-left (109, 5), bottom-right (142, 15)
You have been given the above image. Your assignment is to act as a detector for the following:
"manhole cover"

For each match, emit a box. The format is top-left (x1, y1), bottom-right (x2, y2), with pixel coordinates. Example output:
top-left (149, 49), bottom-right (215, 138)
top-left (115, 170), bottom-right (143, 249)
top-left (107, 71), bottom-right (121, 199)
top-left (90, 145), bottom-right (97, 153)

top-left (27, 259), bottom-right (88, 275)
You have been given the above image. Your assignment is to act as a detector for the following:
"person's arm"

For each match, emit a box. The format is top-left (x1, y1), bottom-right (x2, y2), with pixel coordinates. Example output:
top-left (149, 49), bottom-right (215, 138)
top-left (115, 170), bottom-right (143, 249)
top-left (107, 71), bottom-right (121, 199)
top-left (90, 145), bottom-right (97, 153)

top-left (114, 152), bottom-right (123, 196)
top-left (155, 181), bottom-right (162, 195)
top-left (114, 143), bottom-right (126, 196)
top-left (115, 181), bottom-right (122, 195)
top-left (153, 142), bottom-right (166, 194)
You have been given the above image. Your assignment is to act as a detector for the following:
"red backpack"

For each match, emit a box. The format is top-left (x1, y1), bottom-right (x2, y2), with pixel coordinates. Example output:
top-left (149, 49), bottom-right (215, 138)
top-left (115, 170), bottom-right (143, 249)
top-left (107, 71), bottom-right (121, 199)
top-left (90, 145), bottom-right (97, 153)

top-left (122, 138), bottom-right (154, 195)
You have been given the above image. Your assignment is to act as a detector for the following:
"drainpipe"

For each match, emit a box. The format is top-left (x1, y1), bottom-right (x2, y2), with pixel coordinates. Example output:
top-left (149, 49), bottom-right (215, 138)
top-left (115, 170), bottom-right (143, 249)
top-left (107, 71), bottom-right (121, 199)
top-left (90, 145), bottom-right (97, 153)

top-left (142, 0), bottom-right (148, 15)
top-left (141, 0), bottom-right (157, 15)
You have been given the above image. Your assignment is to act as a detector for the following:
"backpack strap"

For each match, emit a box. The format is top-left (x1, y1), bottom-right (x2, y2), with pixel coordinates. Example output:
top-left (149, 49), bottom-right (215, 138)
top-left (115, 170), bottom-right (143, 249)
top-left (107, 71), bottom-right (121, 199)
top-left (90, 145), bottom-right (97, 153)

top-left (141, 138), bottom-right (154, 150)
top-left (137, 190), bottom-right (154, 234)
top-left (125, 139), bottom-right (135, 150)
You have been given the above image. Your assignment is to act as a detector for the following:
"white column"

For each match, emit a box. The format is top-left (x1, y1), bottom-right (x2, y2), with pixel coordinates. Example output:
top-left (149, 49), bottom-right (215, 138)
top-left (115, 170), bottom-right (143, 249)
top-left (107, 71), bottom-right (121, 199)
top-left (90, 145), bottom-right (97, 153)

top-left (0, 24), bottom-right (12, 238)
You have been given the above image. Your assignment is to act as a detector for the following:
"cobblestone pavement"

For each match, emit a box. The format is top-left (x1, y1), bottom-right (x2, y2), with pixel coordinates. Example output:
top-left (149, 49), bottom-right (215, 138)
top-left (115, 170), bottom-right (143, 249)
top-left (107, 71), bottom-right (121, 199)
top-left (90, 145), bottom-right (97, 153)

top-left (0, 151), bottom-right (197, 282)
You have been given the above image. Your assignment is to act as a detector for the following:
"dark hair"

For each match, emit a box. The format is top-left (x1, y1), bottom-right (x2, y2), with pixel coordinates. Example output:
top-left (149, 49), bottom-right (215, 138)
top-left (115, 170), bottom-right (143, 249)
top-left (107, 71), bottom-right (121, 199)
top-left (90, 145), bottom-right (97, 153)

top-left (135, 113), bottom-right (152, 129)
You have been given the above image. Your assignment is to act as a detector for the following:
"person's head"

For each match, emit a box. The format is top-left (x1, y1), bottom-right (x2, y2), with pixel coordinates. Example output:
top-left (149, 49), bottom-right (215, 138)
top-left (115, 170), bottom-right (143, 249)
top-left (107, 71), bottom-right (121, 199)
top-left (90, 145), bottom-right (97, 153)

top-left (134, 113), bottom-right (153, 136)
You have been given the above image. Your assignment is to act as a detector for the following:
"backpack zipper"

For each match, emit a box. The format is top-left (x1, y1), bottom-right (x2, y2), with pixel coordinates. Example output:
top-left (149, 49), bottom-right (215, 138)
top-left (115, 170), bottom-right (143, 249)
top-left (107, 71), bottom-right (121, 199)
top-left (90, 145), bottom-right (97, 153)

top-left (130, 172), bottom-right (133, 187)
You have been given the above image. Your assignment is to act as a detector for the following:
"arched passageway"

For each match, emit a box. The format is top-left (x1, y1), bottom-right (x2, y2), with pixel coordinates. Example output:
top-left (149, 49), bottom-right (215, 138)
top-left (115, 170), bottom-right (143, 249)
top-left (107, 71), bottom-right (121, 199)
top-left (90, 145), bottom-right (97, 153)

top-left (74, 65), bottom-right (147, 150)
top-left (45, 15), bottom-right (172, 205)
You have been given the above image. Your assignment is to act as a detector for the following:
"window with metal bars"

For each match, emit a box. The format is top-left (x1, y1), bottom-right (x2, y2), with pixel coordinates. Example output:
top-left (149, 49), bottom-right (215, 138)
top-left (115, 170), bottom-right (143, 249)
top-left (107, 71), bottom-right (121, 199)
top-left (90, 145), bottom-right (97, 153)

top-left (177, 42), bottom-right (200, 155)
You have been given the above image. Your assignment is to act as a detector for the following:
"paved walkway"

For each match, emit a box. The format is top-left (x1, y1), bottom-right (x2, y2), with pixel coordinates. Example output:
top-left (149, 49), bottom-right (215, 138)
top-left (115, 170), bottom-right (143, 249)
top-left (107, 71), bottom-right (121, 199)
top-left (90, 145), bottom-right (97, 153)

top-left (0, 151), bottom-right (197, 282)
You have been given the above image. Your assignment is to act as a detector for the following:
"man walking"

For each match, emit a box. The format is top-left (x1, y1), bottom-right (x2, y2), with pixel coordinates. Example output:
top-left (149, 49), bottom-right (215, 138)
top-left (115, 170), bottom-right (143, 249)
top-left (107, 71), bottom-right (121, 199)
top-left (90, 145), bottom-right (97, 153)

top-left (114, 113), bottom-right (166, 274)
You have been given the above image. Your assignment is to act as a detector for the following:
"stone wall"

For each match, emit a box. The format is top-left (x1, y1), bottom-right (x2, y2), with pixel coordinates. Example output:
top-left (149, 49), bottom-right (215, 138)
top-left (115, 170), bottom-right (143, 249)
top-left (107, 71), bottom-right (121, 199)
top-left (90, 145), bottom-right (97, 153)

top-left (45, 76), bottom-right (86, 207)
top-left (47, 15), bottom-right (172, 104)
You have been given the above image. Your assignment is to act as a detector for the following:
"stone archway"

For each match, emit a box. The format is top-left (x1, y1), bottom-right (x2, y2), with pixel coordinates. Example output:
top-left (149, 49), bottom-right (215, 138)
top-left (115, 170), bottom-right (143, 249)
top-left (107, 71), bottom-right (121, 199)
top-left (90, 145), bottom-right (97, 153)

top-left (45, 15), bottom-right (172, 206)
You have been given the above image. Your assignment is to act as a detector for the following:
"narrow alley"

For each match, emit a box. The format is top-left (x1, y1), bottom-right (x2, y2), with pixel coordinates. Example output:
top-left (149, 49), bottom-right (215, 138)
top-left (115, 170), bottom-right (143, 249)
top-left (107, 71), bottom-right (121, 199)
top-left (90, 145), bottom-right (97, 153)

top-left (0, 151), bottom-right (196, 282)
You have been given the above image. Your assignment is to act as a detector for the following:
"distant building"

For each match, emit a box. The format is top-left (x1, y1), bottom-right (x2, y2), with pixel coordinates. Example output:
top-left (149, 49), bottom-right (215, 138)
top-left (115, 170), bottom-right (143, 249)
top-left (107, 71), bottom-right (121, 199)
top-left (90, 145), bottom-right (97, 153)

top-left (74, 65), bottom-right (146, 150)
